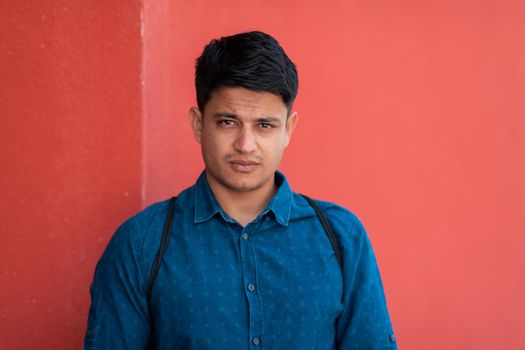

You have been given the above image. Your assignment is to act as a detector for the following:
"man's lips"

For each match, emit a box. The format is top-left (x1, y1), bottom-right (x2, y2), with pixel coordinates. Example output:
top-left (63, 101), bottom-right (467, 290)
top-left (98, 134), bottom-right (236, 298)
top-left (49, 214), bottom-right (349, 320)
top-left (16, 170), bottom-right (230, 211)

top-left (228, 159), bottom-right (260, 172)
top-left (230, 160), bottom-right (258, 165)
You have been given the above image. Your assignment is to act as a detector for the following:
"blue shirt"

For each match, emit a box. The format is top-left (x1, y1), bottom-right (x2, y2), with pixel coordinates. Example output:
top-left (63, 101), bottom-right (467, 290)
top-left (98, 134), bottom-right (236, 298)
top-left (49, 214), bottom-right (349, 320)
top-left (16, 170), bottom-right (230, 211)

top-left (85, 171), bottom-right (397, 349)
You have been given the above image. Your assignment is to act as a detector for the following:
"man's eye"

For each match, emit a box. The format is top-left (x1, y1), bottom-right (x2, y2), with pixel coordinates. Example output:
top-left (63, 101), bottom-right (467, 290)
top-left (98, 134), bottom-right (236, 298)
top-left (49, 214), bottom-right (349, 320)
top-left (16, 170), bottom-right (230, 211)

top-left (259, 123), bottom-right (274, 129)
top-left (218, 120), bottom-right (236, 127)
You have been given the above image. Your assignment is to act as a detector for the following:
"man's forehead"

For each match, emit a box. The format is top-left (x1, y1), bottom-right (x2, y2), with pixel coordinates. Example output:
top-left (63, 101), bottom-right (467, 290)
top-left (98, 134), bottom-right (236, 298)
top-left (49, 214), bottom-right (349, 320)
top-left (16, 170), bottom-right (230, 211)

top-left (206, 86), bottom-right (288, 119)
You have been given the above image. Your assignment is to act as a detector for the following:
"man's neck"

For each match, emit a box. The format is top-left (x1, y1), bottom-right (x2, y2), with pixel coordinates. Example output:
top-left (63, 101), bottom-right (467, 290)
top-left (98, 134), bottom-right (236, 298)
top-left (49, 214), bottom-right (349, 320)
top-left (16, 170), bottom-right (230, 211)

top-left (206, 173), bottom-right (277, 227)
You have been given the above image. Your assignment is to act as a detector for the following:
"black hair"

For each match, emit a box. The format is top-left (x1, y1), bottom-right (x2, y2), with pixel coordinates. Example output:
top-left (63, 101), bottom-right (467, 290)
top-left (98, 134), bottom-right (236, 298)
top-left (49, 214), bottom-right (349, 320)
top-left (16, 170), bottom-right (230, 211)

top-left (195, 31), bottom-right (298, 113)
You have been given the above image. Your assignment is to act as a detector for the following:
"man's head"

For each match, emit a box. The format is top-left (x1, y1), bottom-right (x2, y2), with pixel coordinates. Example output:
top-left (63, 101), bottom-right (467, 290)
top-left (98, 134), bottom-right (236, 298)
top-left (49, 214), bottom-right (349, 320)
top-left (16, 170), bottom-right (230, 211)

top-left (194, 31), bottom-right (298, 114)
top-left (189, 31), bottom-right (299, 196)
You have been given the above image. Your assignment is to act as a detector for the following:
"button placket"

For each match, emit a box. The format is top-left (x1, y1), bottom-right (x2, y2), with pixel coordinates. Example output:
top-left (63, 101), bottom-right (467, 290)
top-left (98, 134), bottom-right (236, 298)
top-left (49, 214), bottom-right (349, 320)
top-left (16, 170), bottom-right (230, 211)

top-left (239, 223), bottom-right (263, 349)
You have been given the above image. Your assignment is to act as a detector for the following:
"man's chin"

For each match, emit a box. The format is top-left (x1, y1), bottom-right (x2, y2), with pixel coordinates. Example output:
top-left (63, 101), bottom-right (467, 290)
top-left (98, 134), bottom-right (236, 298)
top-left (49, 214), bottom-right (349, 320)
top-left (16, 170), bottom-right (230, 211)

top-left (223, 180), bottom-right (261, 193)
top-left (206, 168), bottom-right (273, 194)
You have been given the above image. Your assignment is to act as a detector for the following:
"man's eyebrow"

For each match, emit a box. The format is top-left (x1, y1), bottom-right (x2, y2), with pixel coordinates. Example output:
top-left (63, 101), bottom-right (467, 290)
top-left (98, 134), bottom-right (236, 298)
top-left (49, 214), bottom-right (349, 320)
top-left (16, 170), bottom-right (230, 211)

top-left (256, 117), bottom-right (281, 124)
top-left (214, 112), bottom-right (239, 119)
top-left (213, 113), bottom-right (281, 124)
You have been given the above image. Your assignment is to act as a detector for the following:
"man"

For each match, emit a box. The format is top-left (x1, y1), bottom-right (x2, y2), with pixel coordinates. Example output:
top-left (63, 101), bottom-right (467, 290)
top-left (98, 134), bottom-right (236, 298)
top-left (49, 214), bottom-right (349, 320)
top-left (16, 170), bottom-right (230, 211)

top-left (85, 31), bottom-right (397, 349)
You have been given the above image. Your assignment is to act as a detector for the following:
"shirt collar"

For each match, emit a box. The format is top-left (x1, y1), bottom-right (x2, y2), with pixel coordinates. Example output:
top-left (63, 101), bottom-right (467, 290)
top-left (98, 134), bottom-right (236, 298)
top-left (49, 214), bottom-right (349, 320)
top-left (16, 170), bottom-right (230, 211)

top-left (193, 170), bottom-right (293, 226)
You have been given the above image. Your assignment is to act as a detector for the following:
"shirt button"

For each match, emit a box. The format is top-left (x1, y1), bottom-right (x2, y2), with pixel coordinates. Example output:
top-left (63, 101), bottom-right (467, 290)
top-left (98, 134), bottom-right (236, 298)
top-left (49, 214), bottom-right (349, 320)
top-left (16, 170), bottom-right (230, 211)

top-left (264, 215), bottom-right (270, 221)
top-left (247, 283), bottom-right (255, 292)
top-left (252, 337), bottom-right (260, 346)
top-left (390, 334), bottom-right (396, 342)
top-left (242, 233), bottom-right (249, 240)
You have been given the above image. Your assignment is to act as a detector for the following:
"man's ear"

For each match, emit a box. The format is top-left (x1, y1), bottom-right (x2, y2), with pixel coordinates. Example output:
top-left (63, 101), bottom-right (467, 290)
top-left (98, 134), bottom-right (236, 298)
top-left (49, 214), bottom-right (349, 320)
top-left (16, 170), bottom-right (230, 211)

top-left (284, 111), bottom-right (299, 147)
top-left (189, 107), bottom-right (203, 144)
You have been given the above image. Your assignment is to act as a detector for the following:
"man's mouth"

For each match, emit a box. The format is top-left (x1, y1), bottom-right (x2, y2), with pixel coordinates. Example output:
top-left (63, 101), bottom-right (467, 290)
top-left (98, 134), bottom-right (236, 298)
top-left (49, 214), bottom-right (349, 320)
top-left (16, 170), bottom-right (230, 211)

top-left (229, 159), bottom-right (260, 173)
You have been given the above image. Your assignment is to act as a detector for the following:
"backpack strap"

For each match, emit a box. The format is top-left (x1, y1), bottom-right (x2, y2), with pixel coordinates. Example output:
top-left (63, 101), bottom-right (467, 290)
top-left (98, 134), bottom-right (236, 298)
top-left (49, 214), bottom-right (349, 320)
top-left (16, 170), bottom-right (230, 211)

top-left (147, 196), bottom-right (177, 349)
top-left (147, 196), bottom-right (177, 302)
top-left (300, 194), bottom-right (344, 270)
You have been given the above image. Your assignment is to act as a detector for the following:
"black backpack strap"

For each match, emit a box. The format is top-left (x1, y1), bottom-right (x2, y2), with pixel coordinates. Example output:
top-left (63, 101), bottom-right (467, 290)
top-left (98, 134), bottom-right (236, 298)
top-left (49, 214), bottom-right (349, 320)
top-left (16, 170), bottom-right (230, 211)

top-left (147, 196), bottom-right (177, 302)
top-left (147, 196), bottom-right (177, 349)
top-left (300, 194), bottom-right (344, 270)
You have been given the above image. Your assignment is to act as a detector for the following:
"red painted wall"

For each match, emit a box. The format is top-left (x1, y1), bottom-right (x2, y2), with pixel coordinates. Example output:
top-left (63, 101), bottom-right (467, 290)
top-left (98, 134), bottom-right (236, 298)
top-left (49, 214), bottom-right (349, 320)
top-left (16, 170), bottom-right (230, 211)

top-left (1, 2), bottom-right (143, 349)
top-left (2, 0), bottom-right (525, 349)
top-left (144, 1), bottom-right (525, 349)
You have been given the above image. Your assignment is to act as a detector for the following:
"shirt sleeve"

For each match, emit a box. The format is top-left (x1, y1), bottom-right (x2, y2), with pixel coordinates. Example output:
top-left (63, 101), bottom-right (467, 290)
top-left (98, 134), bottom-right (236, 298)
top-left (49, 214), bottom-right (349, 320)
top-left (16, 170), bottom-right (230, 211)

top-left (335, 217), bottom-right (397, 349)
top-left (84, 217), bottom-right (150, 349)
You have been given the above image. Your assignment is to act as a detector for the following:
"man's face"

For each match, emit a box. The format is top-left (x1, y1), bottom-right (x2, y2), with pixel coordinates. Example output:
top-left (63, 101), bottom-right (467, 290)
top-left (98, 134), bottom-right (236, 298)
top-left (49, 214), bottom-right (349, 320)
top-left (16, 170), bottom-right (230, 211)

top-left (189, 86), bottom-right (298, 194)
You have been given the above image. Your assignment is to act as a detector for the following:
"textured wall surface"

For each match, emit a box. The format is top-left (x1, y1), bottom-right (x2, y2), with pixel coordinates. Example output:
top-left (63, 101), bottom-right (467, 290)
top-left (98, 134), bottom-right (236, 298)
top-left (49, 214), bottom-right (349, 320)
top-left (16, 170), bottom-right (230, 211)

top-left (143, 1), bottom-right (525, 349)
top-left (1, 0), bottom-right (525, 349)
top-left (0, 1), bottom-right (143, 348)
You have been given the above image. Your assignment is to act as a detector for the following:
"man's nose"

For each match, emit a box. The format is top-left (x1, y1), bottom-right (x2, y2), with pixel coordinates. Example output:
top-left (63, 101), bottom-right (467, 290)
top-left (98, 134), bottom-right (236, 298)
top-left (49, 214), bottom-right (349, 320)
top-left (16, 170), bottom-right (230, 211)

top-left (234, 126), bottom-right (257, 153)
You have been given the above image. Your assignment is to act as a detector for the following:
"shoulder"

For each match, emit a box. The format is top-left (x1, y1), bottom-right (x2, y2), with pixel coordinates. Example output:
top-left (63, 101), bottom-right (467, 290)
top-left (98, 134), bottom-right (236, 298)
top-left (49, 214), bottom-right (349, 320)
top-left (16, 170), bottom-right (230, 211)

top-left (108, 186), bottom-right (194, 254)
top-left (132, 184), bottom-right (194, 229)
top-left (128, 199), bottom-right (171, 236)
top-left (101, 199), bottom-right (170, 263)
top-left (292, 193), bottom-right (368, 244)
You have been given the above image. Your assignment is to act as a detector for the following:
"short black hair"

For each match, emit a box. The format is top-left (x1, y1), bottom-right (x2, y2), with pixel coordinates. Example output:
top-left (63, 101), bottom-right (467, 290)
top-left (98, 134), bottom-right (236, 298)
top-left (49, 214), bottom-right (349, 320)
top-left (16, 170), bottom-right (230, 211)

top-left (195, 31), bottom-right (298, 113)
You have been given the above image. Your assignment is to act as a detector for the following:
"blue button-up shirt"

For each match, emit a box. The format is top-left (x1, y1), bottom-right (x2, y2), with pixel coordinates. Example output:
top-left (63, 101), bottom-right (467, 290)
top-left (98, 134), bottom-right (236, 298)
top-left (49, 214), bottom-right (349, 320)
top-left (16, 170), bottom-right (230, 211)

top-left (85, 171), bottom-right (397, 349)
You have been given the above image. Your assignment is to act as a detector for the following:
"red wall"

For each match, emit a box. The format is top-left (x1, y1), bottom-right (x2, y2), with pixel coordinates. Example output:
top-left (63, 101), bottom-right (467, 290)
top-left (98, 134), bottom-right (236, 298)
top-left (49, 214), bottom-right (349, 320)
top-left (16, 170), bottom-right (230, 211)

top-left (1, 2), bottom-right (143, 349)
top-left (144, 2), bottom-right (525, 348)
top-left (2, 0), bottom-right (525, 349)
